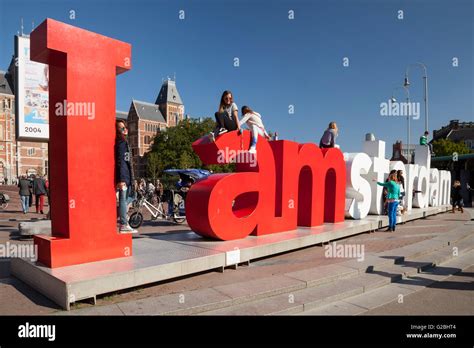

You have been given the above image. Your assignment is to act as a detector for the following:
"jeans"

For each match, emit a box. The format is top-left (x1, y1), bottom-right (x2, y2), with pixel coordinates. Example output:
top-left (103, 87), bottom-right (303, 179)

top-left (117, 186), bottom-right (134, 225)
top-left (214, 112), bottom-right (238, 133)
top-left (250, 127), bottom-right (265, 148)
top-left (35, 194), bottom-right (45, 213)
top-left (20, 195), bottom-right (29, 213)
top-left (387, 201), bottom-right (399, 229)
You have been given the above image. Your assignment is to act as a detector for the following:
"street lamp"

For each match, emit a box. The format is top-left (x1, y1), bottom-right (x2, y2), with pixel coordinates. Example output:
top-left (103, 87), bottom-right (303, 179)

top-left (404, 62), bottom-right (429, 133)
top-left (390, 85), bottom-right (412, 162)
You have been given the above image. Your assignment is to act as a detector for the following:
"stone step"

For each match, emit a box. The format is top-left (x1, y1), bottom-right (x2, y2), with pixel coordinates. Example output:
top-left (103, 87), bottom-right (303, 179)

top-left (199, 237), bottom-right (473, 316)
top-left (299, 249), bottom-right (474, 315)
top-left (63, 223), bottom-right (473, 316)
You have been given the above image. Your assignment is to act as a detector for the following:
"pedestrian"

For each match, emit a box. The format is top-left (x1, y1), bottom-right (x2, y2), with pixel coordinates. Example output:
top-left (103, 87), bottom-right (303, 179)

top-left (18, 174), bottom-right (31, 214)
top-left (208, 90), bottom-right (241, 141)
top-left (397, 170), bottom-right (406, 214)
top-left (239, 105), bottom-right (270, 154)
top-left (319, 122), bottom-right (338, 148)
top-left (115, 120), bottom-right (137, 233)
top-left (451, 180), bottom-right (464, 214)
top-left (374, 172), bottom-right (400, 232)
top-left (28, 175), bottom-right (33, 208)
top-left (33, 175), bottom-right (47, 214)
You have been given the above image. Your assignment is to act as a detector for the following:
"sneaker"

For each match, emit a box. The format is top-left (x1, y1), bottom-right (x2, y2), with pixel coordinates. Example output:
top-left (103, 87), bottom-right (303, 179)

top-left (208, 132), bottom-right (215, 142)
top-left (248, 146), bottom-right (257, 154)
top-left (217, 128), bottom-right (228, 135)
top-left (119, 224), bottom-right (138, 234)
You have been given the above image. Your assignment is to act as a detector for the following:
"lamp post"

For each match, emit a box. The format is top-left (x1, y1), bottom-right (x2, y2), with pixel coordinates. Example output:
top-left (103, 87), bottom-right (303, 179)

top-left (391, 85), bottom-right (411, 162)
top-left (404, 62), bottom-right (429, 133)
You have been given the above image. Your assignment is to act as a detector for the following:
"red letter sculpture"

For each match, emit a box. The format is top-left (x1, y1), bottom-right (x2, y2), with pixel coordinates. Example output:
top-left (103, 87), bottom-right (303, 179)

top-left (31, 19), bottom-right (132, 267)
top-left (188, 131), bottom-right (346, 240)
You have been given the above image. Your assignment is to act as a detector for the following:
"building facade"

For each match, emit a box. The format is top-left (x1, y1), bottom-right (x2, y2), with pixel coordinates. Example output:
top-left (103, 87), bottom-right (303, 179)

top-left (1, 66), bottom-right (185, 183)
top-left (0, 70), bottom-right (49, 184)
top-left (120, 78), bottom-right (185, 177)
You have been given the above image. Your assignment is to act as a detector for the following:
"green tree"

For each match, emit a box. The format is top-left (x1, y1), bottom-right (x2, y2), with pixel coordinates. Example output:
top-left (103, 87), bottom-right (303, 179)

top-left (432, 139), bottom-right (471, 157)
top-left (146, 152), bottom-right (160, 180)
top-left (147, 118), bottom-right (234, 177)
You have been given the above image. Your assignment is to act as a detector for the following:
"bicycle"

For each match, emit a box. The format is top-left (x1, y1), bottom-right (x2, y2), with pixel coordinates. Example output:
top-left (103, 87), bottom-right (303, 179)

top-left (128, 189), bottom-right (186, 228)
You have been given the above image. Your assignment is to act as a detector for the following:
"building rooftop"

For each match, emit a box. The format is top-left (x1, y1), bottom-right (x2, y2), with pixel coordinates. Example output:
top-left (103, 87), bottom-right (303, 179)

top-left (116, 110), bottom-right (128, 121)
top-left (132, 100), bottom-right (166, 123)
top-left (155, 79), bottom-right (183, 105)
top-left (0, 70), bottom-right (14, 95)
top-left (433, 119), bottom-right (474, 143)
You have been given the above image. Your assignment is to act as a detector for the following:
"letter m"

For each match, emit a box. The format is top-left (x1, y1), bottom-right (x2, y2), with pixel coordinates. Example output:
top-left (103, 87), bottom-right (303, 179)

top-left (293, 144), bottom-right (346, 226)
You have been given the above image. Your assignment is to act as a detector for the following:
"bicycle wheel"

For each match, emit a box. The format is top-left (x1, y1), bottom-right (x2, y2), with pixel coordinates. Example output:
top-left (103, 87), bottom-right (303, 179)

top-left (129, 212), bottom-right (144, 229)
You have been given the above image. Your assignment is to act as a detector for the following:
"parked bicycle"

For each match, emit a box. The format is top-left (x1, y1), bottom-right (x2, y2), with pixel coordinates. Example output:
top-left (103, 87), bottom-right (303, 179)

top-left (128, 188), bottom-right (185, 228)
top-left (128, 169), bottom-right (211, 228)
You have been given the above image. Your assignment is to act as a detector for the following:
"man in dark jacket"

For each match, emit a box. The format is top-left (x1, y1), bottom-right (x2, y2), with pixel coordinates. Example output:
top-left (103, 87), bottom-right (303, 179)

top-left (451, 180), bottom-right (464, 214)
top-left (33, 175), bottom-right (47, 214)
top-left (18, 175), bottom-right (31, 214)
top-left (115, 120), bottom-right (137, 233)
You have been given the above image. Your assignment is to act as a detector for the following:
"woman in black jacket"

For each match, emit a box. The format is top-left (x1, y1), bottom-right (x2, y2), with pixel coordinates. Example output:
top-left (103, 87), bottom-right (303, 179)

top-left (115, 120), bottom-right (137, 233)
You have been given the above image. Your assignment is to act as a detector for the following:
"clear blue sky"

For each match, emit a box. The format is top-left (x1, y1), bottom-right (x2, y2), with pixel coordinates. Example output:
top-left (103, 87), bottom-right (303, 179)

top-left (0, 0), bottom-right (472, 153)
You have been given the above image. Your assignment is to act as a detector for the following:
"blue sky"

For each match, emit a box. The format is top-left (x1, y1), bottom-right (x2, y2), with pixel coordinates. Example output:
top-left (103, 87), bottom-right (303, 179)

top-left (0, 0), bottom-right (472, 154)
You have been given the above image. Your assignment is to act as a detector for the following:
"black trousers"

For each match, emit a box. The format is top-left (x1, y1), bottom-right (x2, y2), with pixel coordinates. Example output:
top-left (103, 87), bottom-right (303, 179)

top-left (214, 112), bottom-right (238, 132)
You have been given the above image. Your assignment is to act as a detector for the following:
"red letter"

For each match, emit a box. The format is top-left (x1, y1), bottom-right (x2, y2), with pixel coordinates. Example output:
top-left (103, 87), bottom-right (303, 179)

top-left (31, 19), bottom-right (132, 267)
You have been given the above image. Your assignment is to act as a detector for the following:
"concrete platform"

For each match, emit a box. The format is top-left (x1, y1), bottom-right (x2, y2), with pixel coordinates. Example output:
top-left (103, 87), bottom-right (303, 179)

top-left (11, 205), bottom-right (451, 310)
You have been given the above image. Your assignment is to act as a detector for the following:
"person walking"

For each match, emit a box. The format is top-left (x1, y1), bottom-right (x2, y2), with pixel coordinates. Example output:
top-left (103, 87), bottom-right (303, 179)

top-left (115, 120), bottom-right (137, 233)
top-left (451, 180), bottom-right (464, 214)
top-left (374, 173), bottom-right (400, 232)
top-left (18, 175), bottom-right (31, 214)
top-left (319, 122), bottom-right (338, 148)
top-left (33, 175), bottom-right (47, 214)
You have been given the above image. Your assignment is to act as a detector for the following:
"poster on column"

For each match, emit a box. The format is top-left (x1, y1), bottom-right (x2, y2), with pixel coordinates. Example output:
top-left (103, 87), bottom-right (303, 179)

top-left (15, 35), bottom-right (49, 141)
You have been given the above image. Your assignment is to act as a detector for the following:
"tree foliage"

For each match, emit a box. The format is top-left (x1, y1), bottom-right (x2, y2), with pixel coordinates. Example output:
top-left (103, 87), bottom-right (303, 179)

top-left (146, 118), bottom-right (235, 179)
top-left (432, 138), bottom-right (471, 157)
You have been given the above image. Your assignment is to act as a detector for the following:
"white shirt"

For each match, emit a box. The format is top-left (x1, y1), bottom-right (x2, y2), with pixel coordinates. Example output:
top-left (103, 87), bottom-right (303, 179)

top-left (239, 111), bottom-right (268, 135)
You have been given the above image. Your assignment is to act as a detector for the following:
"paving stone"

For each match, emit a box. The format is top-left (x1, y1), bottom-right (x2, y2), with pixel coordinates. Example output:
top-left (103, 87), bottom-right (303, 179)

top-left (298, 300), bottom-right (367, 316)
top-left (284, 263), bottom-right (358, 287)
top-left (212, 275), bottom-right (306, 305)
top-left (343, 284), bottom-right (415, 310)
top-left (343, 272), bottom-right (392, 292)
top-left (116, 288), bottom-right (233, 315)
top-left (199, 292), bottom-right (304, 315)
